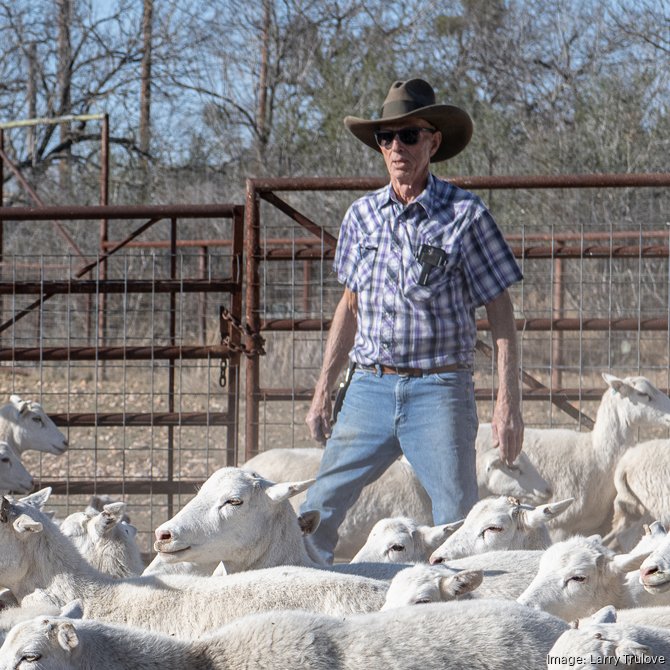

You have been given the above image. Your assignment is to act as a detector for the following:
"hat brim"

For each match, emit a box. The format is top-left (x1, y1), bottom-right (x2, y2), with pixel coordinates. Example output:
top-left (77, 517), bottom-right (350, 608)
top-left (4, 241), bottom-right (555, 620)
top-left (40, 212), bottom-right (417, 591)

top-left (344, 104), bottom-right (473, 162)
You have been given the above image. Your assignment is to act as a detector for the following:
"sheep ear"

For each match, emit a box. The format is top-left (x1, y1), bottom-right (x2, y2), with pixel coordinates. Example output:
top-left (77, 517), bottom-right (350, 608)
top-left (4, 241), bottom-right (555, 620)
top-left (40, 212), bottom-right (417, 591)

top-left (102, 502), bottom-right (127, 519)
top-left (56, 622), bottom-right (79, 651)
top-left (422, 520), bottom-right (464, 547)
top-left (524, 498), bottom-right (574, 527)
top-left (602, 372), bottom-right (624, 391)
top-left (648, 521), bottom-right (667, 537)
top-left (9, 395), bottom-right (29, 414)
top-left (264, 478), bottom-right (315, 503)
top-left (19, 487), bottom-right (52, 510)
top-left (297, 510), bottom-right (320, 535)
top-left (60, 600), bottom-right (83, 619)
top-left (603, 373), bottom-right (635, 397)
top-left (613, 546), bottom-right (652, 572)
top-left (212, 561), bottom-right (227, 577)
top-left (440, 570), bottom-right (483, 598)
top-left (13, 514), bottom-right (42, 534)
top-left (590, 605), bottom-right (617, 624)
top-left (615, 639), bottom-right (651, 663)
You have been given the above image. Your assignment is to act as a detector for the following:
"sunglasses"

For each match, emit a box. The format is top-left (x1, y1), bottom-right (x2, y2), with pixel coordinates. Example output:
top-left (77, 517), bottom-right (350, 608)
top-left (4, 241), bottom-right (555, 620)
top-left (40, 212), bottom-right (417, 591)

top-left (374, 126), bottom-right (437, 148)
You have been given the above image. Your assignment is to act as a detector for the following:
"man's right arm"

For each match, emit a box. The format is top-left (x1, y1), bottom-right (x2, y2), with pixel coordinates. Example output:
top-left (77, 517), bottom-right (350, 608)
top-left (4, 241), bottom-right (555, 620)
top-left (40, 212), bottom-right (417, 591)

top-left (305, 288), bottom-right (358, 443)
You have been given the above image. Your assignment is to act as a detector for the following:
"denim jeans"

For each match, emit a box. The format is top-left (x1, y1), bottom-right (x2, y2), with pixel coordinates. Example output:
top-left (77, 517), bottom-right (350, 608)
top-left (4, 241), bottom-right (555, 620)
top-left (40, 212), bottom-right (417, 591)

top-left (301, 366), bottom-right (479, 563)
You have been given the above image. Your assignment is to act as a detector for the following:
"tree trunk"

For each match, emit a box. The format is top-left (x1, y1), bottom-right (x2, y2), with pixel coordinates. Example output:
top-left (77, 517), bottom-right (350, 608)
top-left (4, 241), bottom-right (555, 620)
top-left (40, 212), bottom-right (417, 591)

top-left (255, 0), bottom-right (271, 170)
top-left (139, 0), bottom-right (153, 198)
top-left (57, 0), bottom-right (72, 190)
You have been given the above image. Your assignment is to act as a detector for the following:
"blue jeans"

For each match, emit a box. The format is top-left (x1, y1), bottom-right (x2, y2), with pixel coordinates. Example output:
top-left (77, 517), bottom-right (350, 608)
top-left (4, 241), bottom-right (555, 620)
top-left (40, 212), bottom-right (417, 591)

top-left (301, 367), bottom-right (479, 563)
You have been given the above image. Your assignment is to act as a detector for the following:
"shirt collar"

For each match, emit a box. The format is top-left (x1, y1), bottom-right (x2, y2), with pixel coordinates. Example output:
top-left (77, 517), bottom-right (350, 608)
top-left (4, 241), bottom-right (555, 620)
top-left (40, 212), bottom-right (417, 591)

top-left (379, 173), bottom-right (439, 218)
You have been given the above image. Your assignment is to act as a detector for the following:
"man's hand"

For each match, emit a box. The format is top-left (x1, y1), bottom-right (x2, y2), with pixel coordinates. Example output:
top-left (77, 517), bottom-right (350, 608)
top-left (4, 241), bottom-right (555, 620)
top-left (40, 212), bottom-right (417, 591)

top-left (491, 405), bottom-right (524, 466)
top-left (305, 387), bottom-right (332, 444)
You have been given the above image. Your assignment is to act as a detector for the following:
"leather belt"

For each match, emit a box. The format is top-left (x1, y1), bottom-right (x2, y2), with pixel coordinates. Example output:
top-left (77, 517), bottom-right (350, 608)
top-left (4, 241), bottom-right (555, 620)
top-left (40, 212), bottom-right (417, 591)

top-left (358, 363), bottom-right (469, 377)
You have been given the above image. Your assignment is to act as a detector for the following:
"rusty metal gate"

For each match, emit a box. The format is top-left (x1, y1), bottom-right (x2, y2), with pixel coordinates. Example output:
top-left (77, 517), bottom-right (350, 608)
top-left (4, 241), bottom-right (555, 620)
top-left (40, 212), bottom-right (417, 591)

top-left (0, 203), bottom-right (244, 553)
top-left (243, 173), bottom-right (670, 461)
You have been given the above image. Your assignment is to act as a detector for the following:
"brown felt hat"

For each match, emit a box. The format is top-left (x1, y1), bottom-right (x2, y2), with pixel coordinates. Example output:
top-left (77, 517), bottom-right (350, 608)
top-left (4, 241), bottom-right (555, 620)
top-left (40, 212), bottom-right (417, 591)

top-left (344, 78), bottom-right (473, 162)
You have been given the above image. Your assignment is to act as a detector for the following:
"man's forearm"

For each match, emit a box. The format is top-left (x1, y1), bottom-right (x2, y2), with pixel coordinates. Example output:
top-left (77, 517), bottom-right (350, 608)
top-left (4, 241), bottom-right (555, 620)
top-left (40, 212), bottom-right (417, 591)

top-left (486, 291), bottom-right (520, 404)
top-left (485, 290), bottom-right (524, 463)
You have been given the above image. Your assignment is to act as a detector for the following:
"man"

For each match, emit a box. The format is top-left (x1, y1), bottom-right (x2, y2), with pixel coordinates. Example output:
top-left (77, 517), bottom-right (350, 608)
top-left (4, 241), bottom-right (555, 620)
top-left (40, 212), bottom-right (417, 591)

top-left (303, 78), bottom-right (524, 564)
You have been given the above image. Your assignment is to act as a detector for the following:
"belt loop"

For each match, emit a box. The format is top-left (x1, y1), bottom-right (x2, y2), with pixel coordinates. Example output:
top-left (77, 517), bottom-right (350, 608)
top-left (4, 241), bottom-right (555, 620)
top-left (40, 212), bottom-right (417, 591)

top-left (374, 363), bottom-right (384, 377)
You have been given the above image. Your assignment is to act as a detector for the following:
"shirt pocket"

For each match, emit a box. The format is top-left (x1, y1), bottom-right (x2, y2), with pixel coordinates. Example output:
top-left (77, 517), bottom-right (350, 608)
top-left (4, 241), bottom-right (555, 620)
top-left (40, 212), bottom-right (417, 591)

top-left (352, 230), bottom-right (381, 292)
top-left (403, 238), bottom-right (458, 302)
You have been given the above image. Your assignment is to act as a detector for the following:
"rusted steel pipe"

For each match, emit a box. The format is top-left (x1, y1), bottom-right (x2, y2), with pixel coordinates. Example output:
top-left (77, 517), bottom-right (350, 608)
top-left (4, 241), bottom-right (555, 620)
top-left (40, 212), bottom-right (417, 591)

top-left (259, 191), bottom-right (338, 247)
top-left (248, 173), bottom-right (670, 192)
top-left (254, 387), bottom-right (613, 402)
top-left (0, 345), bottom-right (232, 361)
top-left (37, 480), bottom-right (204, 495)
top-left (49, 412), bottom-right (233, 427)
top-left (260, 317), bottom-right (669, 332)
top-left (259, 245), bottom-right (669, 261)
top-left (0, 203), bottom-right (240, 220)
top-left (0, 279), bottom-right (237, 294)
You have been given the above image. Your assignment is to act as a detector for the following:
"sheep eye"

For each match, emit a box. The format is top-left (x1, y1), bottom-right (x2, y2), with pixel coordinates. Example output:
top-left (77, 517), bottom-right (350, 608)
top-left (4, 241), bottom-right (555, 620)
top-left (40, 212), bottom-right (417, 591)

top-left (31, 416), bottom-right (44, 425)
top-left (566, 575), bottom-right (586, 585)
top-left (0, 457), bottom-right (9, 464)
top-left (224, 498), bottom-right (243, 506)
top-left (21, 653), bottom-right (41, 662)
top-left (482, 526), bottom-right (503, 536)
top-left (389, 544), bottom-right (405, 552)
top-left (414, 599), bottom-right (431, 604)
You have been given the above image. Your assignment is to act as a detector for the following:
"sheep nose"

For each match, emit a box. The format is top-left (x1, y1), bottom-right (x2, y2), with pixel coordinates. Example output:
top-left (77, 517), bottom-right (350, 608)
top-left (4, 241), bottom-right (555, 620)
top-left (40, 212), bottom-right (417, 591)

top-left (155, 528), bottom-right (172, 542)
top-left (430, 555), bottom-right (444, 565)
top-left (641, 565), bottom-right (659, 579)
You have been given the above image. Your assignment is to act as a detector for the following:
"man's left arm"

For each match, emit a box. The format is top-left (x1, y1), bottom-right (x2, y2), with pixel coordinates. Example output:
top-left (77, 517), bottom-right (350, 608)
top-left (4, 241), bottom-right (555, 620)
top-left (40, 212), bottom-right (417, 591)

top-left (485, 289), bottom-right (524, 465)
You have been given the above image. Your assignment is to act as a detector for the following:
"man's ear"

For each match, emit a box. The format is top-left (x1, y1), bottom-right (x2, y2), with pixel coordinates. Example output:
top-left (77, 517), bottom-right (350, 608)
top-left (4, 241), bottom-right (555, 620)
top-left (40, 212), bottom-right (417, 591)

top-left (429, 131), bottom-right (442, 158)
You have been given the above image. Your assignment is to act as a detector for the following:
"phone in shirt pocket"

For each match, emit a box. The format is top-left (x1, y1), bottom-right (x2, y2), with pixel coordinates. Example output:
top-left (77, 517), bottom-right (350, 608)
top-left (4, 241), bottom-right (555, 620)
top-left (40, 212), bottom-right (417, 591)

top-left (404, 242), bottom-right (457, 301)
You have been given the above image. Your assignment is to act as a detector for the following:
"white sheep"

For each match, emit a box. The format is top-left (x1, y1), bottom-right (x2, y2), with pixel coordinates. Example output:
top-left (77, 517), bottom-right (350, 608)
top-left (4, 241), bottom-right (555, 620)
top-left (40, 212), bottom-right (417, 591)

top-left (0, 492), bottom-right (403, 639)
top-left (0, 441), bottom-right (33, 496)
top-left (1, 396), bottom-right (68, 456)
top-left (478, 373), bottom-right (670, 540)
top-left (549, 606), bottom-right (670, 669)
top-left (0, 599), bottom-right (569, 670)
top-left (146, 466), bottom-right (410, 581)
top-left (380, 563), bottom-right (484, 610)
top-left (243, 446), bottom-right (552, 560)
top-left (398, 549), bottom-right (544, 600)
top-left (604, 439), bottom-right (670, 551)
top-left (428, 495), bottom-right (574, 562)
top-left (636, 523), bottom-right (670, 604)
top-left (516, 534), bottom-right (654, 620)
top-left (146, 467), bottom-right (323, 576)
top-left (59, 502), bottom-right (145, 578)
top-left (350, 516), bottom-right (464, 564)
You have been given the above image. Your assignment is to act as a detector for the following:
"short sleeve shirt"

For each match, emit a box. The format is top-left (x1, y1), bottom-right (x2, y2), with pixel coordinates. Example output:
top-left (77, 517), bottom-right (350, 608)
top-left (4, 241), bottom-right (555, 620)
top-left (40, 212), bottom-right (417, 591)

top-left (334, 174), bottom-right (523, 368)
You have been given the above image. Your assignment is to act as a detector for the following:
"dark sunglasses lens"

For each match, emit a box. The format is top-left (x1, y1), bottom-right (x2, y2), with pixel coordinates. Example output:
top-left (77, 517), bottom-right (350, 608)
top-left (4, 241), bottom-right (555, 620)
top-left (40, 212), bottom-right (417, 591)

top-left (397, 128), bottom-right (421, 144)
top-left (374, 128), bottom-right (423, 148)
top-left (374, 131), bottom-right (394, 147)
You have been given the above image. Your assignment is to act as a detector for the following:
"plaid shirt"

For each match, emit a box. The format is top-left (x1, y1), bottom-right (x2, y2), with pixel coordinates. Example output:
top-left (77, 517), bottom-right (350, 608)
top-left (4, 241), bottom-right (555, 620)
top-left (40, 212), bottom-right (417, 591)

top-left (334, 174), bottom-right (522, 368)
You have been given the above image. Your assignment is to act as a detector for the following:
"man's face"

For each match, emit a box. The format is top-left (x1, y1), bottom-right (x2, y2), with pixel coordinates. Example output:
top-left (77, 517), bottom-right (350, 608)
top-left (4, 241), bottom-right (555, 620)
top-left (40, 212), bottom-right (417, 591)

top-left (377, 117), bottom-right (442, 188)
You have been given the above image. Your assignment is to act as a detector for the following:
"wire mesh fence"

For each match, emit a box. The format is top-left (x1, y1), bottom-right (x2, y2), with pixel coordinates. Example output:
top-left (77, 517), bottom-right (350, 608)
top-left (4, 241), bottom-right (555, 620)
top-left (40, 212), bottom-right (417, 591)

top-left (0, 176), bottom-right (669, 559)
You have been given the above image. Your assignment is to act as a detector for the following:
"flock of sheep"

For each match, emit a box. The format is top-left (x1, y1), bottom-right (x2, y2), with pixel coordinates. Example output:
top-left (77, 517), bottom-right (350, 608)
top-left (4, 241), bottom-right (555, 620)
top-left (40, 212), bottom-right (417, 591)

top-left (2, 372), bottom-right (670, 667)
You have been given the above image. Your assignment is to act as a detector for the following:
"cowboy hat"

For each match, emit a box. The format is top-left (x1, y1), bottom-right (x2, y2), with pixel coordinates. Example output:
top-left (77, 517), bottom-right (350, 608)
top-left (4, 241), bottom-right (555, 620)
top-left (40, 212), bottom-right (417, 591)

top-left (344, 78), bottom-right (473, 162)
